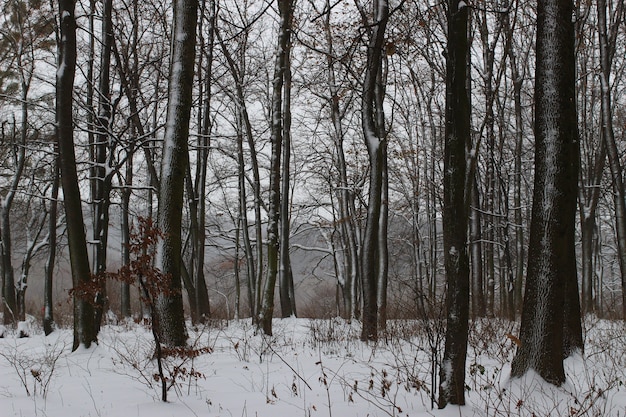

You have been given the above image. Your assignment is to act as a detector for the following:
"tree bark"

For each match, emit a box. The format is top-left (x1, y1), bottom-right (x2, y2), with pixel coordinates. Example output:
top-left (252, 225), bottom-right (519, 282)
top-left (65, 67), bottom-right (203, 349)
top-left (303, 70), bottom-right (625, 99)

top-left (155, 0), bottom-right (198, 347)
top-left (91, 0), bottom-right (114, 333)
top-left (597, 0), bottom-right (626, 320)
top-left (279, 37), bottom-right (296, 318)
top-left (44, 151), bottom-right (60, 335)
top-left (511, 0), bottom-right (583, 385)
top-left (469, 177), bottom-right (485, 318)
top-left (57, 0), bottom-right (96, 350)
top-left (359, 0), bottom-right (389, 342)
top-left (120, 149), bottom-right (133, 319)
top-left (438, 0), bottom-right (470, 407)
top-left (259, 0), bottom-right (293, 335)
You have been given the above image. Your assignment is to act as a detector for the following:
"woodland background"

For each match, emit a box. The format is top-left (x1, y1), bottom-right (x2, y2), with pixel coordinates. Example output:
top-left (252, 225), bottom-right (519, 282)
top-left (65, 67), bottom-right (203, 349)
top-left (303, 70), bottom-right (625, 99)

top-left (0, 0), bottom-right (624, 358)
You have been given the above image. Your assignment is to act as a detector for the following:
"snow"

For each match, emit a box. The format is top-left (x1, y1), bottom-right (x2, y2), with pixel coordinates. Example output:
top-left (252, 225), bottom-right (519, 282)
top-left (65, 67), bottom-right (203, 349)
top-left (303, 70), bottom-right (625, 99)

top-left (0, 317), bottom-right (624, 416)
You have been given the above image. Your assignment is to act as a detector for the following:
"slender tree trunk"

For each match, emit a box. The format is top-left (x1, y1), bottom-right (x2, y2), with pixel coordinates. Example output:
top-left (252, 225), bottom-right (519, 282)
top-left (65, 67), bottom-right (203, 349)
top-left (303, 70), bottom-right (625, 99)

top-left (182, 0), bottom-right (215, 325)
top-left (279, 41), bottom-right (296, 318)
top-left (120, 149), bottom-right (133, 319)
top-left (322, 0), bottom-right (360, 319)
top-left (92, 0), bottom-right (114, 333)
top-left (597, 0), bottom-right (626, 320)
top-left (1, 129), bottom-right (21, 325)
top-left (216, 26), bottom-right (263, 320)
top-left (236, 117), bottom-right (255, 318)
top-left (578, 142), bottom-right (605, 315)
top-left (377, 151), bottom-right (389, 330)
top-left (259, 0), bottom-right (293, 335)
top-left (155, 0), bottom-right (199, 347)
top-left (57, 0), bottom-right (96, 350)
top-left (470, 177), bottom-right (485, 318)
top-left (44, 152), bottom-right (59, 335)
top-left (359, 0), bottom-right (389, 342)
top-left (511, 75), bottom-right (525, 315)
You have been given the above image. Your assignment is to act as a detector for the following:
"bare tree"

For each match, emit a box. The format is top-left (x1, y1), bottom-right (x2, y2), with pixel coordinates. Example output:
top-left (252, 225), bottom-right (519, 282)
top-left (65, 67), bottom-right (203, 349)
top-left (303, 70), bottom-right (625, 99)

top-left (438, 0), bottom-right (470, 407)
top-left (358, 0), bottom-right (389, 342)
top-left (510, 0), bottom-right (583, 385)
top-left (215, 14), bottom-right (264, 320)
top-left (91, 0), bottom-right (114, 333)
top-left (0, 0), bottom-right (54, 326)
top-left (155, 0), bottom-right (199, 347)
top-left (259, 0), bottom-right (294, 335)
top-left (597, 0), bottom-right (626, 319)
top-left (56, 0), bottom-right (96, 350)
top-left (184, 0), bottom-right (216, 324)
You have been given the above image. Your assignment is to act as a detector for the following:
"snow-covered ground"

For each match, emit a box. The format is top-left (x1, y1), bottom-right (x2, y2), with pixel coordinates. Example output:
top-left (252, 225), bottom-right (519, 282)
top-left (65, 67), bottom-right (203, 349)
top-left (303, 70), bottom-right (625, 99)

top-left (0, 316), bottom-right (624, 416)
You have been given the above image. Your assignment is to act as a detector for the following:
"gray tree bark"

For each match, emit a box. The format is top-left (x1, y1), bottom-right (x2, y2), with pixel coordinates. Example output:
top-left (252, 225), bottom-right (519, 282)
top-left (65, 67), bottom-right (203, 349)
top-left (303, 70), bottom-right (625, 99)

top-left (359, 0), bottom-right (389, 342)
top-left (510, 0), bottom-right (583, 385)
top-left (44, 153), bottom-right (59, 335)
top-left (155, 0), bottom-right (199, 347)
top-left (597, 0), bottom-right (626, 320)
top-left (259, 0), bottom-right (294, 335)
top-left (56, 0), bottom-right (96, 350)
top-left (91, 0), bottom-right (113, 333)
top-left (279, 46), bottom-right (296, 318)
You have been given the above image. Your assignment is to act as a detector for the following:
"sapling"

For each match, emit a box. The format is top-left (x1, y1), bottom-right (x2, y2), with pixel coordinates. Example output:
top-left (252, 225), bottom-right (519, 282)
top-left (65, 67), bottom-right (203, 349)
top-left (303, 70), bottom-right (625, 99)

top-left (108, 217), bottom-right (211, 402)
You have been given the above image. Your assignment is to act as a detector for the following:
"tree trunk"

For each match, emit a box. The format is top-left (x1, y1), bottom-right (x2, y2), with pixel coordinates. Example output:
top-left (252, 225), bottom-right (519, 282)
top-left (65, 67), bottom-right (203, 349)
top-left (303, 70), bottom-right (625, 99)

top-left (279, 40), bottom-right (296, 318)
top-left (155, 0), bottom-right (199, 347)
top-left (510, 0), bottom-right (583, 385)
top-left (597, 0), bottom-right (626, 320)
top-left (470, 177), bottom-right (485, 318)
top-left (359, 0), bottom-right (389, 342)
top-left (438, 0), bottom-right (470, 407)
top-left (92, 0), bottom-right (114, 333)
top-left (259, 0), bottom-right (293, 335)
top-left (120, 149), bottom-right (133, 319)
top-left (321, 0), bottom-right (360, 319)
top-left (377, 151), bottom-right (389, 330)
top-left (578, 141), bottom-right (605, 315)
top-left (216, 25), bottom-right (263, 320)
top-left (182, 0), bottom-right (215, 325)
top-left (57, 0), bottom-right (96, 350)
top-left (44, 151), bottom-right (59, 335)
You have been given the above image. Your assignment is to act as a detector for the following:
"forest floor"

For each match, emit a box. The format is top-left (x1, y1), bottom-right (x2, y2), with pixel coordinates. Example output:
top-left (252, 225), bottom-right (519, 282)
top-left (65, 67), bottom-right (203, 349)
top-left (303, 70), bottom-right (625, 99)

top-left (0, 316), bottom-right (624, 416)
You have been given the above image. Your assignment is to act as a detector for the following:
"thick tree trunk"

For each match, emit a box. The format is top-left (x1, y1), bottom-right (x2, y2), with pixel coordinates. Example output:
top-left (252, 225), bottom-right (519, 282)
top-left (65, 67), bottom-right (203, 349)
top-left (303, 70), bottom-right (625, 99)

top-left (438, 0), bottom-right (470, 407)
top-left (511, 0), bottom-right (583, 385)
top-left (57, 0), bottom-right (96, 350)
